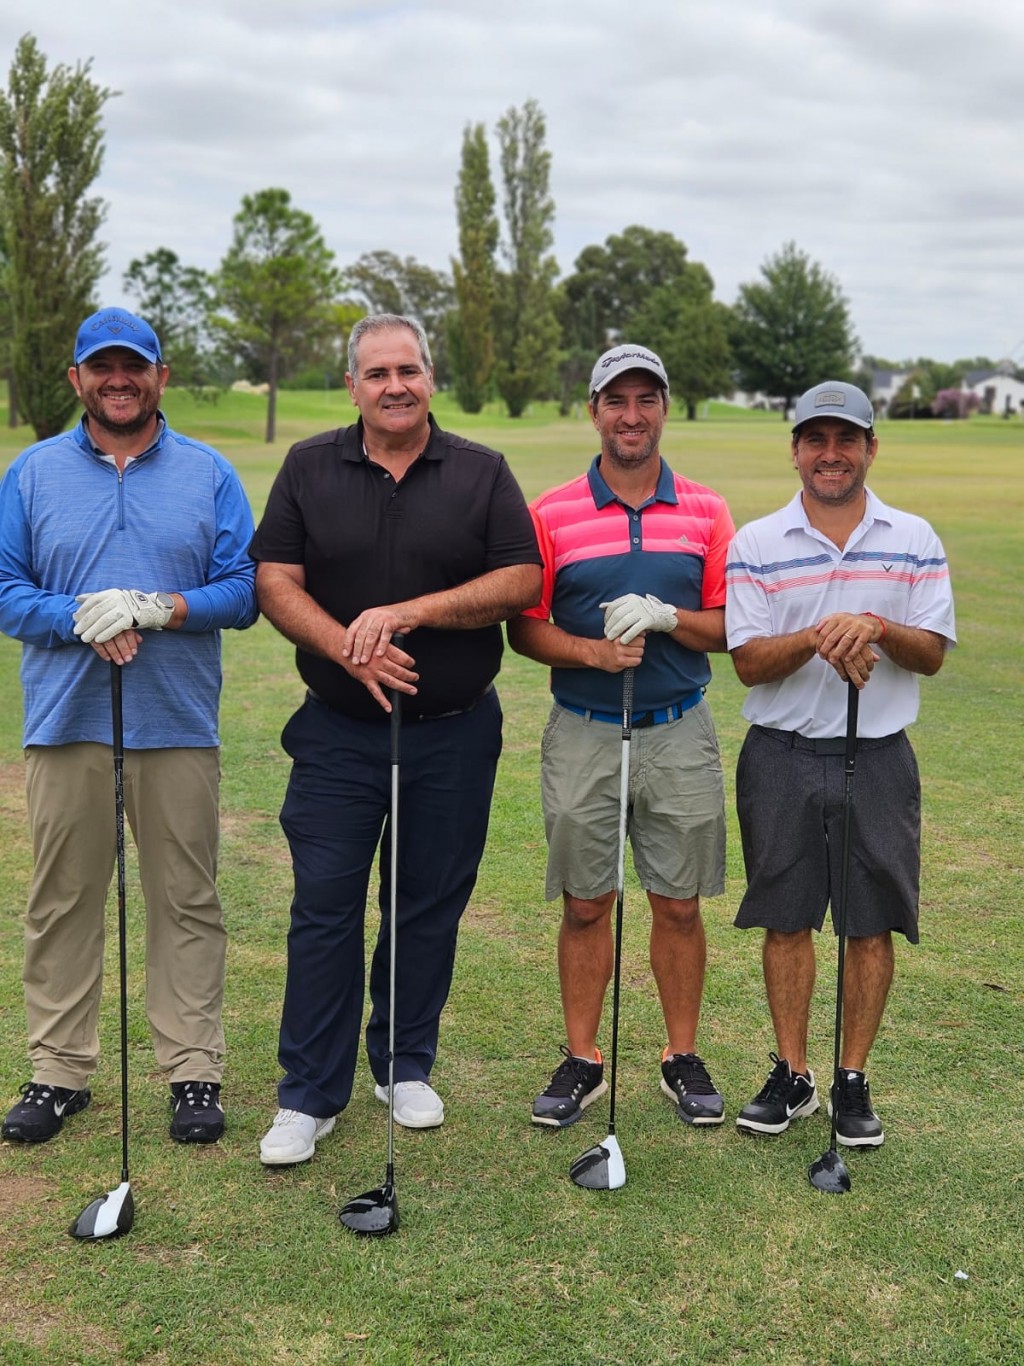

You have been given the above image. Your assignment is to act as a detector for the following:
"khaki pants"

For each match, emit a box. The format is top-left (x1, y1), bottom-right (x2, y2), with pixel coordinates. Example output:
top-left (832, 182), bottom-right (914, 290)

top-left (23, 743), bottom-right (225, 1089)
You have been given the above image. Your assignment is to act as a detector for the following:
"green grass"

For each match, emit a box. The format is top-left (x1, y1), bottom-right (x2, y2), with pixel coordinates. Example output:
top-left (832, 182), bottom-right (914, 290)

top-left (0, 397), bottom-right (1021, 1364)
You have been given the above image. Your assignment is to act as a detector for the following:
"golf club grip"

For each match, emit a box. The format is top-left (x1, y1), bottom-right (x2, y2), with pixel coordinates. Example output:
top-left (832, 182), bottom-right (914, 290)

top-left (390, 633), bottom-right (406, 760)
top-left (621, 667), bottom-right (635, 735)
top-left (845, 679), bottom-right (859, 769)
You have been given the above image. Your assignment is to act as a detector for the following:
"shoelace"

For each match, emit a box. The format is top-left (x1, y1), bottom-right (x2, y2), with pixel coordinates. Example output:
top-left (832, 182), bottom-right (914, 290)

top-left (17, 1082), bottom-right (57, 1108)
top-left (835, 1072), bottom-right (872, 1116)
top-left (273, 1108), bottom-right (311, 1129)
top-left (664, 1054), bottom-right (717, 1096)
top-left (544, 1045), bottom-right (598, 1097)
top-left (752, 1052), bottom-right (794, 1104)
top-left (179, 1082), bottom-right (218, 1111)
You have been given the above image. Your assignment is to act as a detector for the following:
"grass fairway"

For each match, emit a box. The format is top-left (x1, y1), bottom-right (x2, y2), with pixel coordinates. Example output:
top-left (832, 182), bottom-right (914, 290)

top-left (0, 393), bottom-right (1021, 1364)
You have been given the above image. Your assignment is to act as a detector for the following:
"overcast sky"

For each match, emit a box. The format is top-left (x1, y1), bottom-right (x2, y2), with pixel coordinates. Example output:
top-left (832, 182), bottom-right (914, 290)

top-left (2, 1), bottom-right (1022, 365)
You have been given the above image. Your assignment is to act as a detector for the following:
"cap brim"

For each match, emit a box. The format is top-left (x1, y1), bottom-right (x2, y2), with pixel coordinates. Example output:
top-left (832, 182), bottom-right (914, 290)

top-left (75, 341), bottom-right (161, 366)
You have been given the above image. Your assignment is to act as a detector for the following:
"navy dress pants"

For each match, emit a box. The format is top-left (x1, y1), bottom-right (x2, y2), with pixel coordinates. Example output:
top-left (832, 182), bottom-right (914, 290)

top-left (276, 689), bottom-right (502, 1116)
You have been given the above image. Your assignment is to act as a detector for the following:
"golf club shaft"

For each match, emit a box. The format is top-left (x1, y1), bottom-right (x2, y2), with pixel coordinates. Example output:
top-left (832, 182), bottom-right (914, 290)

top-left (111, 663), bottom-right (129, 1184)
top-left (607, 667), bottom-right (634, 1137)
top-left (385, 636), bottom-right (405, 1182)
top-left (827, 679), bottom-right (860, 1155)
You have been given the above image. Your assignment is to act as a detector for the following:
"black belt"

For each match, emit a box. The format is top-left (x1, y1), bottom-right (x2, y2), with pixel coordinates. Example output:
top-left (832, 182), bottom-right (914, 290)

top-left (754, 725), bottom-right (903, 754)
top-left (307, 686), bottom-right (491, 722)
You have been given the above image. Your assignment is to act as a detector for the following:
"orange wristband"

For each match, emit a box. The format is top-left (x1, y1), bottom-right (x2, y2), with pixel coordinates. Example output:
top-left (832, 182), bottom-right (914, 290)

top-left (864, 612), bottom-right (887, 642)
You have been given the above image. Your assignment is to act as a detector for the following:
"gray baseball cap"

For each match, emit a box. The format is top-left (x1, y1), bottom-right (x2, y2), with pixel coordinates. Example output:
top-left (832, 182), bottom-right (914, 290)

top-left (793, 381), bottom-right (873, 431)
top-left (590, 344), bottom-right (669, 399)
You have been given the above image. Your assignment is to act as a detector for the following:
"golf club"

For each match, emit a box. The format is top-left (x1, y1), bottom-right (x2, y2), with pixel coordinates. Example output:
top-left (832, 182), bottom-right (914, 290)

top-left (570, 666), bottom-right (634, 1192)
top-left (339, 636), bottom-right (406, 1236)
top-left (69, 662), bottom-right (135, 1240)
top-left (809, 678), bottom-right (860, 1195)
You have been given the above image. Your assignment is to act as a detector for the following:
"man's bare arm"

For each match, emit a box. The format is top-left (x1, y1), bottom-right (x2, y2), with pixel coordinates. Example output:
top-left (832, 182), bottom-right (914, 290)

top-left (344, 563), bottom-right (542, 665)
top-left (816, 612), bottom-right (948, 677)
top-left (732, 628), bottom-right (877, 689)
top-left (255, 561), bottom-right (418, 710)
top-left (506, 614), bottom-right (643, 674)
top-left (668, 605), bottom-right (727, 653)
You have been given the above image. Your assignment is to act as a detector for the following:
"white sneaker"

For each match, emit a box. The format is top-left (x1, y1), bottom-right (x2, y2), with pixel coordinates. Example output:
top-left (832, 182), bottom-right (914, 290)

top-left (259, 1108), bottom-right (336, 1165)
top-left (374, 1080), bottom-right (444, 1129)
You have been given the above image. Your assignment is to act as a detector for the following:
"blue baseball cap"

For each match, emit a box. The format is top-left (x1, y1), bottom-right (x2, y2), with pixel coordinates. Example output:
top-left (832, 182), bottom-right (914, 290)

top-left (74, 308), bottom-right (162, 366)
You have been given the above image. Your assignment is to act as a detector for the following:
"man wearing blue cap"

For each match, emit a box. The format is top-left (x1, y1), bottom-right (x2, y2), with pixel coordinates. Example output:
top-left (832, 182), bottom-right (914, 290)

top-left (725, 380), bottom-right (956, 1148)
top-left (0, 307), bottom-right (257, 1146)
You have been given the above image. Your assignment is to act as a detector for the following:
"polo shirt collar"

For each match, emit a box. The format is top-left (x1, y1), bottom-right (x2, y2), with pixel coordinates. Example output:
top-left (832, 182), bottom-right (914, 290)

top-left (784, 486), bottom-right (895, 538)
top-left (587, 454), bottom-right (678, 509)
top-left (343, 413), bottom-right (444, 462)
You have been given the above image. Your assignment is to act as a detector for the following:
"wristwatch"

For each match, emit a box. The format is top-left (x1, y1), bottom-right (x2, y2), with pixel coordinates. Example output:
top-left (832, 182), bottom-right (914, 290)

top-left (155, 593), bottom-right (175, 613)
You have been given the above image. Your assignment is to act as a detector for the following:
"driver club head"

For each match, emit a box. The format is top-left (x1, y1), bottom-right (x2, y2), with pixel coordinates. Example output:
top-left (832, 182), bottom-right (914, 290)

top-left (339, 1183), bottom-right (400, 1237)
top-left (68, 1181), bottom-right (135, 1240)
top-left (570, 1134), bottom-right (626, 1191)
top-left (808, 1148), bottom-right (851, 1194)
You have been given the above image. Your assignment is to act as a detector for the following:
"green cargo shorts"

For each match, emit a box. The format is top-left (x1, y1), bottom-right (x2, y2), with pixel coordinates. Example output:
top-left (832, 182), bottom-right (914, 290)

top-left (540, 700), bottom-right (726, 902)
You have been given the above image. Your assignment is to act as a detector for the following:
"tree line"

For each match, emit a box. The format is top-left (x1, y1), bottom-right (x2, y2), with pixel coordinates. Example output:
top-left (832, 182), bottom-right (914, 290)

top-left (0, 36), bottom-right (1013, 446)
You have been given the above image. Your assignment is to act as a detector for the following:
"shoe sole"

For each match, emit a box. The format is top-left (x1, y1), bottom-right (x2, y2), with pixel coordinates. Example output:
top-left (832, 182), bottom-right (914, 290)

top-left (170, 1123), bottom-right (224, 1145)
top-left (827, 1101), bottom-right (884, 1148)
top-left (735, 1095), bottom-right (820, 1136)
top-left (374, 1085), bottom-right (444, 1129)
top-left (260, 1116), bottom-right (335, 1166)
top-left (1, 1089), bottom-right (92, 1143)
top-left (531, 1079), bottom-right (609, 1128)
top-left (659, 1077), bottom-right (725, 1125)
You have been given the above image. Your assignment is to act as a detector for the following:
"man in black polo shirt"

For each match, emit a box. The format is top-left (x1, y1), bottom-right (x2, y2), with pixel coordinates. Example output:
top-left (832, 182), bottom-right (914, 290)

top-left (251, 314), bottom-right (541, 1164)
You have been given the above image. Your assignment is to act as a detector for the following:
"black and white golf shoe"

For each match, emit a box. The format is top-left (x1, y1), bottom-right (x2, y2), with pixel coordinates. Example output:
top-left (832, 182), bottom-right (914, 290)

top-left (169, 1080), bottom-right (224, 1144)
top-left (660, 1051), bottom-right (725, 1125)
top-left (829, 1069), bottom-right (884, 1148)
top-left (531, 1046), bottom-right (608, 1128)
top-left (2, 1081), bottom-right (91, 1143)
top-left (736, 1053), bottom-right (819, 1135)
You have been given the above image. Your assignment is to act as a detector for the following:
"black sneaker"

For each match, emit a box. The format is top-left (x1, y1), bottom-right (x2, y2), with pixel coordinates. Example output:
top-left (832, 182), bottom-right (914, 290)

top-left (829, 1069), bottom-right (884, 1148)
top-left (660, 1052), bottom-right (725, 1125)
top-left (531, 1046), bottom-right (608, 1128)
top-left (169, 1081), bottom-right (224, 1144)
top-left (736, 1053), bottom-right (819, 1135)
top-left (2, 1081), bottom-right (91, 1143)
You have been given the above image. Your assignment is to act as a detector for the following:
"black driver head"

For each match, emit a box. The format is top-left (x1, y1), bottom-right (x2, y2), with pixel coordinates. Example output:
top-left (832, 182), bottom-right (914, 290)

top-left (808, 1148), bottom-right (851, 1194)
top-left (339, 1183), bottom-right (399, 1237)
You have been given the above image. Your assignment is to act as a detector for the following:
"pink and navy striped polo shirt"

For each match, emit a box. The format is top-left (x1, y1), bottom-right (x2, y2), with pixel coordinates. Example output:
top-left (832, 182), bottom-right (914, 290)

top-left (523, 456), bottom-right (734, 713)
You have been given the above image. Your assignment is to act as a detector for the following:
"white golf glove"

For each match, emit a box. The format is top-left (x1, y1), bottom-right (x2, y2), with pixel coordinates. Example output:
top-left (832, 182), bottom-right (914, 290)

top-left (74, 589), bottom-right (174, 644)
top-left (600, 592), bottom-right (678, 644)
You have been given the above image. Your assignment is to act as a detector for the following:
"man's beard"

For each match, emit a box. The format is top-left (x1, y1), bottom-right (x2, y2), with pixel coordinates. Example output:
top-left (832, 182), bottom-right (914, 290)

top-left (603, 431), bottom-right (660, 467)
top-left (82, 390), bottom-right (159, 438)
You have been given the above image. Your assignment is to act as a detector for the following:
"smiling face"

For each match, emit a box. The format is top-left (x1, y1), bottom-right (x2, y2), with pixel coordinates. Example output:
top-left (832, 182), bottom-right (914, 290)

top-left (69, 348), bottom-right (168, 440)
top-left (792, 416), bottom-right (877, 508)
top-left (345, 325), bottom-right (434, 445)
top-left (589, 371), bottom-right (667, 472)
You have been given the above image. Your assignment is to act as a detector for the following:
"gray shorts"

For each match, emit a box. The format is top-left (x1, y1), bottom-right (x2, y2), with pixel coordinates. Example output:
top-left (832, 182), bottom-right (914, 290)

top-left (734, 725), bottom-right (921, 943)
top-left (540, 699), bottom-right (726, 902)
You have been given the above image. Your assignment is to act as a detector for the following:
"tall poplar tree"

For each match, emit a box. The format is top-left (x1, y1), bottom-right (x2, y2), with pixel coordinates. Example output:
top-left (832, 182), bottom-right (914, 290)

top-left (213, 188), bottom-right (340, 443)
top-left (493, 100), bottom-right (560, 418)
top-left (0, 34), bottom-right (112, 439)
top-left (448, 122), bottom-right (498, 413)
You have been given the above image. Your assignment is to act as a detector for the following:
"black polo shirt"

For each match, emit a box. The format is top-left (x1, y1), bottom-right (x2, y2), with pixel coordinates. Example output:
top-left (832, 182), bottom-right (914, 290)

top-left (250, 416), bottom-right (540, 721)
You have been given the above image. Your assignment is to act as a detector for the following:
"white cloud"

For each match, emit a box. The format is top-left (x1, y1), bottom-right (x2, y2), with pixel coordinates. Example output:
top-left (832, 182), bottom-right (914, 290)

top-left (2, 0), bottom-right (1022, 361)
